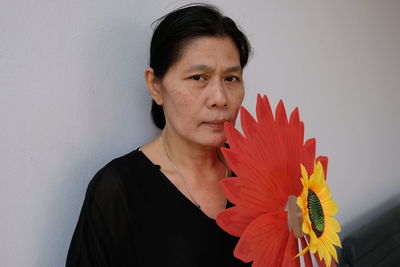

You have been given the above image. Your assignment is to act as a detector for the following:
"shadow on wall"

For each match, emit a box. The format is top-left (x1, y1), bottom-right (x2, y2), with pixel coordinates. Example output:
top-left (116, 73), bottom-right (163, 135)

top-left (338, 192), bottom-right (400, 266)
top-left (342, 192), bottom-right (400, 237)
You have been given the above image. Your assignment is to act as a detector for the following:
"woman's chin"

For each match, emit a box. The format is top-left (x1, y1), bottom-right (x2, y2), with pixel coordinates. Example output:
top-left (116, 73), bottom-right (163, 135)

top-left (200, 134), bottom-right (227, 148)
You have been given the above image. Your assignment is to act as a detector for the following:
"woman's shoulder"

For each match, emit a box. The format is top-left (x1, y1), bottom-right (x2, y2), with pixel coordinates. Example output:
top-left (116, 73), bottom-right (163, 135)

top-left (86, 147), bottom-right (151, 203)
top-left (67, 149), bottom-right (144, 265)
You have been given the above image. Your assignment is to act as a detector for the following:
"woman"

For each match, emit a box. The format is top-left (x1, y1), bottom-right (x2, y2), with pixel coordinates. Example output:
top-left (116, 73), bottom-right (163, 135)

top-left (66, 4), bottom-right (252, 266)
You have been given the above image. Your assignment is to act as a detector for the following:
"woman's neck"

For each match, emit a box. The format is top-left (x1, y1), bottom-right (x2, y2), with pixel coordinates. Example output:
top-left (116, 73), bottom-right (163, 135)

top-left (160, 127), bottom-right (224, 181)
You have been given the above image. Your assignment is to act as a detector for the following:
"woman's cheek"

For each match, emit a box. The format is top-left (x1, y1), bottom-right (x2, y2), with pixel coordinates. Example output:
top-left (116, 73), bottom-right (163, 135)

top-left (232, 90), bottom-right (244, 108)
top-left (174, 95), bottom-right (198, 124)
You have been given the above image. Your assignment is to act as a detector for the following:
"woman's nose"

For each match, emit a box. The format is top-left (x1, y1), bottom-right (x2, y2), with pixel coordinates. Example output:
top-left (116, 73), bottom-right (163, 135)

top-left (208, 80), bottom-right (228, 108)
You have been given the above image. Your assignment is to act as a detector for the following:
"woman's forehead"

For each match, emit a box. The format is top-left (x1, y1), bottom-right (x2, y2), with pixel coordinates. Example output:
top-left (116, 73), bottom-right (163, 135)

top-left (175, 37), bottom-right (241, 70)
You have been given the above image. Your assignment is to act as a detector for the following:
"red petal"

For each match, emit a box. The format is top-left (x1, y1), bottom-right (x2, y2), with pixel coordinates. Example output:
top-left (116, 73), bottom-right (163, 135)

top-left (256, 94), bottom-right (273, 124)
top-left (289, 107), bottom-right (300, 125)
top-left (240, 106), bottom-right (258, 139)
top-left (220, 150), bottom-right (285, 205)
top-left (302, 138), bottom-right (316, 174)
top-left (281, 231), bottom-right (300, 267)
top-left (216, 206), bottom-right (260, 237)
top-left (220, 177), bottom-right (282, 212)
top-left (223, 122), bottom-right (247, 154)
top-left (285, 109), bottom-right (306, 195)
top-left (262, 95), bottom-right (274, 123)
top-left (275, 100), bottom-right (288, 127)
top-left (288, 108), bottom-right (304, 148)
top-left (234, 211), bottom-right (290, 266)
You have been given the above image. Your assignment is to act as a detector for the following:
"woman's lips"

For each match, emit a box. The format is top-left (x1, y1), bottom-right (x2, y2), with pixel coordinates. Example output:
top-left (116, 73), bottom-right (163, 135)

top-left (203, 120), bottom-right (226, 129)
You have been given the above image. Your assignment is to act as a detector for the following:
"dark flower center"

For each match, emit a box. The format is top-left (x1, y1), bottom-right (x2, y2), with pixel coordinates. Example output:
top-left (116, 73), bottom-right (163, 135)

top-left (307, 190), bottom-right (324, 237)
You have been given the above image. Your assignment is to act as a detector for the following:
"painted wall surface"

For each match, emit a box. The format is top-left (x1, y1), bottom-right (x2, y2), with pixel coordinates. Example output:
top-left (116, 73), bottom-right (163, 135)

top-left (1, 1), bottom-right (399, 266)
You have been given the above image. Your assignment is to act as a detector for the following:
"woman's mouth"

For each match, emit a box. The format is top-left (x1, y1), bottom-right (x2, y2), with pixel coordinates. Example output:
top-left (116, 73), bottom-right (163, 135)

top-left (203, 120), bottom-right (226, 129)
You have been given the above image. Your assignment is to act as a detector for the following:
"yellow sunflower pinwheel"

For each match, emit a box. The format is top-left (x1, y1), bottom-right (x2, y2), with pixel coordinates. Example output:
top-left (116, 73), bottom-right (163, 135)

top-left (297, 161), bottom-right (342, 266)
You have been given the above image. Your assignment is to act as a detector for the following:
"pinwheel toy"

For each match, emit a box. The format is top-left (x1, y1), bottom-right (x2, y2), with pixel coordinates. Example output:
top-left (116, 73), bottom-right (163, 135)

top-left (217, 94), bottom-right (341, 267)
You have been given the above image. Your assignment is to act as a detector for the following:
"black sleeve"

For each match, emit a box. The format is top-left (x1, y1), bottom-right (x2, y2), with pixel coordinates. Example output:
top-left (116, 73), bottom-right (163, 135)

top-left (66, 164), bottom-right (135, 267)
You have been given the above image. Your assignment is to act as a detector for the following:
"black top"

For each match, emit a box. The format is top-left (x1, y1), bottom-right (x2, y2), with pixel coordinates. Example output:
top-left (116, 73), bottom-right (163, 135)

top-left (66, 148), bottom-right (251, 267)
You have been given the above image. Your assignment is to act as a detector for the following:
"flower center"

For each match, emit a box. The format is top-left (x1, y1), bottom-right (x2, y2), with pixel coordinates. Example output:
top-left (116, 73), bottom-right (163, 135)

top-left (307, 190), bottom-right (324, 237)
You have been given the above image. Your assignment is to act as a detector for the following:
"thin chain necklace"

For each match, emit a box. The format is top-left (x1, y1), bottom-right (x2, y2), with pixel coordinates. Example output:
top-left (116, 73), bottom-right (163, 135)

top-left (160, 133), bottom-right (228, 210)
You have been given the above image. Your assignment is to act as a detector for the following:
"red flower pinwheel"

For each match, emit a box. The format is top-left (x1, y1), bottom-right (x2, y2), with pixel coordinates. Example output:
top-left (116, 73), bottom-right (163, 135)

top-left (217, 94), bottom-right (340, 266)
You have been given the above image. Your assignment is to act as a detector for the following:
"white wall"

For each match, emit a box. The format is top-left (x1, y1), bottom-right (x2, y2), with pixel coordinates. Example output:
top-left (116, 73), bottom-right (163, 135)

top-left (1, 1), bottom-right (399, 266)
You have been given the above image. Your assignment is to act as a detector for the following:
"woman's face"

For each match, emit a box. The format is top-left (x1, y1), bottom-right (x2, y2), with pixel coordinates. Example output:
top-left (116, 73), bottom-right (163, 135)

top-left (157, 36), bottom-right (244, 147)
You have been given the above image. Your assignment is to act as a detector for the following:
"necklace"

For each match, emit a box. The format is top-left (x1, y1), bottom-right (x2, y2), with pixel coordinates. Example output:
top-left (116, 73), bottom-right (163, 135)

top-left (160, 133), bottom-right (228, 210)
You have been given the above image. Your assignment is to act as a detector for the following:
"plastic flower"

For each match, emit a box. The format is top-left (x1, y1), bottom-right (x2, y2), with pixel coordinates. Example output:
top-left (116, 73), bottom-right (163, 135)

top-left (296, 162), bottom-right (341, 266)
top-left (216, 94), bottom-right (340, 266)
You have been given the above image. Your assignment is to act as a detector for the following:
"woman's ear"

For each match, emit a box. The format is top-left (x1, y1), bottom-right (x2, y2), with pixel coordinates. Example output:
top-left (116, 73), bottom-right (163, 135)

top-left (144, 67), bottom-right (163, 105)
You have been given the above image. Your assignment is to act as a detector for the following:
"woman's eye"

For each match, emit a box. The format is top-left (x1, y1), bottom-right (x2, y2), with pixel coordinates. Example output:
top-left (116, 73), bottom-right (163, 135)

top-left (191, 75), bottom-right (205, 81)
top-left (225, 76), bottom-right (239, 82)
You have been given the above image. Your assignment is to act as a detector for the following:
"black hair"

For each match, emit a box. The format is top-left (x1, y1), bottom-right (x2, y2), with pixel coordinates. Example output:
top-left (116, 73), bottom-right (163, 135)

top-left (149, 3), bottom-right (252, 129)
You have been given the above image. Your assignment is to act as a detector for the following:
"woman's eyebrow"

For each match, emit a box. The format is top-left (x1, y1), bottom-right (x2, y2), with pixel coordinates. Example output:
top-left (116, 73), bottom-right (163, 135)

top-left (185, 64), bottom-right (242, 73)
top-left (225, 66), bottom-right (242, 73)
top-left (186, 64), bottom-right (213, 72)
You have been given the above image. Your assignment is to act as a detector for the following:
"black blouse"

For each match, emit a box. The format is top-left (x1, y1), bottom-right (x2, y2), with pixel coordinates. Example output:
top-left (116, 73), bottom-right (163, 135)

top-left (66, 148), bottom-right (251, 267)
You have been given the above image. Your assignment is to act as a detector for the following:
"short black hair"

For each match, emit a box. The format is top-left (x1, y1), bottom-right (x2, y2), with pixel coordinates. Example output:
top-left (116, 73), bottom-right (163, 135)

top-left (149, 3), bottom-right (252, 129)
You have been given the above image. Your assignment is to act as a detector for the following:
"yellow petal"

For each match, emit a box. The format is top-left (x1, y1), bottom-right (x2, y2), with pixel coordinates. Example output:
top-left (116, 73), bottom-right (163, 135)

top-left (300, 164), bottom-right (309, 183)
top-left (302, 221), bottom-right (311, 234)
top-left (323, 200), bottom-right (338, 217)
top-left (309, 162), bottom-right (324, 187)
top-left (308, 173), bottom-right (317, 188)
top-left (321, 236), bottom-right (338, 263)
top-left (296, 196), bottom-right (304, 210)
top-left (318, 239), bottom-right (332, 267)
top-left (316, 161), bottom-right (326, 180)
top-left (323, 227), bottom-right (342, 248)
top-left (310, 173), bottom-right (324, 193)
top-left (319, 185), bottom-right (332, 202)
top-left (303, 189), bottom-right (309, 200)
top-left (326, 216), bottom-right (341, 233)
top-left (316, 239), bottom-right (325, 261)
top-left (310, 244), bottom-right (317, 254)
top-left (323, 248), bottom-right (332, 267)
top-left (309, 230), bottom-right (318, 244)
top-left (296, 244), bottom-right (310, 257)
top-left (309, 231), bottom-right (318, 254)
top-left (300, 177), bottom-right (306, 187)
